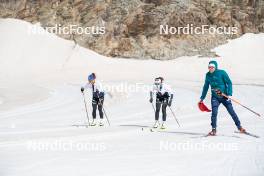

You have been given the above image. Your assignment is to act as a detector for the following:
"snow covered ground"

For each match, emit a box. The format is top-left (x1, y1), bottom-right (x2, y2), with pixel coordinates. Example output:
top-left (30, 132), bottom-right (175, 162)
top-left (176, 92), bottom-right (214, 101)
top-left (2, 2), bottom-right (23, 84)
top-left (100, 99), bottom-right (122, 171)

top-left (0, 18), bottom-right (264, 176)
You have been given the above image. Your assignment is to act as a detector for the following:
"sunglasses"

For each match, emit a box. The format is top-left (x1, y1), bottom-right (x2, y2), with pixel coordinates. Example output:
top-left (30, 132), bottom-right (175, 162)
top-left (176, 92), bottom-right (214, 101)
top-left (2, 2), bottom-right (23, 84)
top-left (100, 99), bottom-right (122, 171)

top-left (208, 66), bottom-right (215, 69)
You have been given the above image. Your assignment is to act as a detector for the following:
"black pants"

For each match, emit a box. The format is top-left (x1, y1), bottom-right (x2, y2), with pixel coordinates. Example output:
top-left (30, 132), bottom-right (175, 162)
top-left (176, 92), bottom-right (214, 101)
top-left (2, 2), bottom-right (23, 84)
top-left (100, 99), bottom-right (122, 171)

top-left (92, 97), bottom-right (104, 119)
top-left (155, 98), bottom-right (168, 121)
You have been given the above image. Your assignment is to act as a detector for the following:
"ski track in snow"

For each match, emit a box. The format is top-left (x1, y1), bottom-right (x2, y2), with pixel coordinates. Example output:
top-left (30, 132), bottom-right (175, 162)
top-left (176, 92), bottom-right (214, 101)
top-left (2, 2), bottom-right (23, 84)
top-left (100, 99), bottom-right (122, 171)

top-left (0, 83), bottom-right (263, 176)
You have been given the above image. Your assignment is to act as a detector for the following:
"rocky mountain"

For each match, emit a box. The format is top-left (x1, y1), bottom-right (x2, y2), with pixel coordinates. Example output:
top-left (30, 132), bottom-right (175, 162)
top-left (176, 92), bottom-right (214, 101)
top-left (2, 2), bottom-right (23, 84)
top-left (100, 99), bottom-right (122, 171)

top-left (0, 0), bottom-right (263, 59)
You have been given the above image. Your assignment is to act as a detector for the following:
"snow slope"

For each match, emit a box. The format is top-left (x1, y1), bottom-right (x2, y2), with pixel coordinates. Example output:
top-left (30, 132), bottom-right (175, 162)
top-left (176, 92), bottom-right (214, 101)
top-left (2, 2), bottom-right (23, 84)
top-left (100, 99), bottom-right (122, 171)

top-left (0, 18), bottom-right (264, 176)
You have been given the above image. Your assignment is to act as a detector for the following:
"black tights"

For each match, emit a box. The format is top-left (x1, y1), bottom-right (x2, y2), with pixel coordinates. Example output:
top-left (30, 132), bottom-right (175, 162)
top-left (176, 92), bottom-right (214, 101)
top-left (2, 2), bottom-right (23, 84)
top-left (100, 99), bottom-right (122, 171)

top-left (92, 97), bottom-right (104, 119)
top-left (155, 99), bottom-right (168, 121)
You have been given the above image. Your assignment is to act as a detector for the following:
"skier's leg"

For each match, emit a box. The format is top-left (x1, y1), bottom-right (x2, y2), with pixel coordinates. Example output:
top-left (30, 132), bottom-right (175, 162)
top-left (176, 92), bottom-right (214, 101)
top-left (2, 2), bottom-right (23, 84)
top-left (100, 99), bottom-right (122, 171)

top-left (90, 98), bottom-right (98, 126)
top-left (222, 98), bottom-right (241, 129)
top-left (162, 101), bottom-right (168, 121)
top-left (211, 97), bottom-right (220, 129)
top-left (155, 100), bottom-right (162, 121)
top-left (92, 98), bottom-right (97, 119)
top-left (160, 101), bottom-right (168, 129)
top-left (98, 98), bottom-right (104, 119)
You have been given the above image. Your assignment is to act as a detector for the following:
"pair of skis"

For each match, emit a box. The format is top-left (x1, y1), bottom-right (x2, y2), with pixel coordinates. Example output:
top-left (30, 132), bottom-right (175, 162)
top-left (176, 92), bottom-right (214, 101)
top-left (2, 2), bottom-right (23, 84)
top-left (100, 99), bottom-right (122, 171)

top-left (204, 131), bottom-right (260, 138)
top-left (234, 131), bottom-right (260, 138)
top-left (141, 127), bottom-right (167, 132)
top-left (142, 126), bottom-right (259, 138)
top-left (73, 124), bottom-right (105, 128)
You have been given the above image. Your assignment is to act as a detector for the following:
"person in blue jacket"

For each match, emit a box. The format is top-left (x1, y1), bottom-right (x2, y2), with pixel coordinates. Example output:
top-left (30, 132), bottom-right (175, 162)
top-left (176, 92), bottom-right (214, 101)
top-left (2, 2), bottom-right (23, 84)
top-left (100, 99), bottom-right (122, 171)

top-left (200, 60), bottom-right (246, 136)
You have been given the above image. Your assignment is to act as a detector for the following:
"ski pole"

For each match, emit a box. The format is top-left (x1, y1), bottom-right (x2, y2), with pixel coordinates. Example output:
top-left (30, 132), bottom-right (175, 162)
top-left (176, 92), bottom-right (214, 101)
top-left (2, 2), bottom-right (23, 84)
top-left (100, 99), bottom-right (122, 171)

top-left (82, 92), bottom-right (90, 126)
top-left (222, 93), bottom-right (261, 117)
top-left (213, 89), bottom-right (261, 117)
top-left (99, 99), bottom-right (111, 126)
top-left (168, 106), bottom-right (181, 127)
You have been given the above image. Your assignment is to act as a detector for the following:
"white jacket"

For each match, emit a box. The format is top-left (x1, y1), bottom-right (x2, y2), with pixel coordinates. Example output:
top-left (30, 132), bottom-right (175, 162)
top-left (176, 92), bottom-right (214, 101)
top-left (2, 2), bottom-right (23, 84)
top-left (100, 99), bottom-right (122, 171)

top-left (83, 81), bottom-right (105, 95)
top-left (151, 83), bottom-right (173, 97)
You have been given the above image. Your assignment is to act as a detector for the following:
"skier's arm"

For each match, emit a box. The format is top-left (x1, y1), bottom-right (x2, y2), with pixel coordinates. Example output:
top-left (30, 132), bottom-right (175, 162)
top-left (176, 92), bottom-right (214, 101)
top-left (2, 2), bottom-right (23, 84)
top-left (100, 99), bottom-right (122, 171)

top-left (200, 75), bottom-right (209, 100)
top-left (81, 83), bottom-right (92, 92)
top-left (97, 82), bottom-right (113, 98)
top-left (149, 85), bottom-right (155, 103)
top-left (168, 94), bottom-right (173, 106)
top-left (149, 91), bottom-right (153, 103)
top-left (167, 85), bottom-right (173, 106)
top-left (222, 71), bottom-right (232, 96)
top-left (94, 81), bottom-right (106, 99)
top-left (166, 85), bottom-right (173, 97)
top-left (96, 81), bottom-right (105, 92)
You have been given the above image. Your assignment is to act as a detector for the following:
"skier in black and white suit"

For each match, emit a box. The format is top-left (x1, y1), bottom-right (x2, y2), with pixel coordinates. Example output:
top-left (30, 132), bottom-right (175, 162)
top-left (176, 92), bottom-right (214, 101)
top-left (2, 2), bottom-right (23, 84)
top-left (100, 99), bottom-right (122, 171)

top-left (149, 77), bottom-right (173, 129)
top-left (81, 73), bottom-right (105, 126)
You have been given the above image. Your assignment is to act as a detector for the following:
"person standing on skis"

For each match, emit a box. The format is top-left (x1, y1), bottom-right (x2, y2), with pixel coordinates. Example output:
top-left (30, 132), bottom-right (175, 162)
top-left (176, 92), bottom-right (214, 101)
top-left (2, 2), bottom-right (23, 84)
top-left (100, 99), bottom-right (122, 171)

top-left (199, 60), bottom-right (246, 136)
top-left (81, 73), bottom-right (105, 126)
top-left (149, 77), bottom-right (173, 129)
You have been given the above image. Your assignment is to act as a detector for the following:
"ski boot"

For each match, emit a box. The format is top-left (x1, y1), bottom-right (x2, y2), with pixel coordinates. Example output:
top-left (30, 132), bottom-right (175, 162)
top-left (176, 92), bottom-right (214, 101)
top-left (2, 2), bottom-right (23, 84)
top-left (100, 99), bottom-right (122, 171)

top-left (238, 127), bottom-right (246, 133)
top-left (153, 120), bottom-right (159, 128)
top-left (208, 128), bottom-right (216, 136)
top-left (99, 119), bottom-right (104, 126)
top-left (160, 122), bottom-right (166, 130)
top-left (90, 119), bottom-right (96, 126)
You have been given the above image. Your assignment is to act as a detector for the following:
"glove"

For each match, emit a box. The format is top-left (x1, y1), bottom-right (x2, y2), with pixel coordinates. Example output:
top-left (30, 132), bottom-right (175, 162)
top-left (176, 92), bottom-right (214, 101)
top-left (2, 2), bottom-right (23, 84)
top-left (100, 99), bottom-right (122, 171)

top-left (226, 96), bottom-right (231, 100)
top-left (215, 89), bottom-right (222, 96)
top-left (199, 100), bottom-right (203, 104)
top-left (96, 91), bottom-right (105, 98)
top-left (81, 87), bottom-right (84, 92)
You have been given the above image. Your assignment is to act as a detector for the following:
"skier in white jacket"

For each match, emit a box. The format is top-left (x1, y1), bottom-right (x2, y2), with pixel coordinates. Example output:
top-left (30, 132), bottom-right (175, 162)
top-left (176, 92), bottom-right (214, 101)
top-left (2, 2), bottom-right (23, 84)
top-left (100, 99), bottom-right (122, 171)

top-left (81, 73), bottom-right (105, 126)
top-left (149, 77), bottom-right (173, 129)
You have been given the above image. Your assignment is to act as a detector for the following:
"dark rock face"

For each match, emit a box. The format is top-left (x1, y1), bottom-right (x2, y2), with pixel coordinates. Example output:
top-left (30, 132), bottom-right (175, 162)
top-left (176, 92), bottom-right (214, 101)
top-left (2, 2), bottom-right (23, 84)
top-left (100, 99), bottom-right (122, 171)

top-left (0, 0), bottom-right (263, 59)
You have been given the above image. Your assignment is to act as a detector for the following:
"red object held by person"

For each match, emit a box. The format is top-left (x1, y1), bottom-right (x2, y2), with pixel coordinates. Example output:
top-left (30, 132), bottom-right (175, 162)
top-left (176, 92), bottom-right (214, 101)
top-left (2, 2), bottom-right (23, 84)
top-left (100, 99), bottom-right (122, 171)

top-left (198, 101), bottom-right (212, 112)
